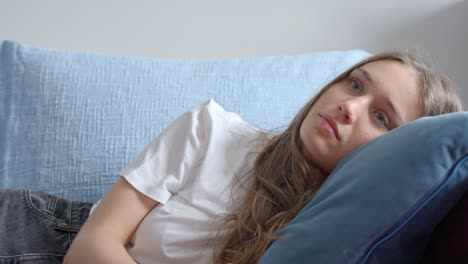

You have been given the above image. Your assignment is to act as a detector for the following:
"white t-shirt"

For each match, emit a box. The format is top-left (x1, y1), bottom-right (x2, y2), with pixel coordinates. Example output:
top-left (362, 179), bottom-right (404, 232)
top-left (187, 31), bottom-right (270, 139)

top-left (91, 99), bottom-right (268, 264)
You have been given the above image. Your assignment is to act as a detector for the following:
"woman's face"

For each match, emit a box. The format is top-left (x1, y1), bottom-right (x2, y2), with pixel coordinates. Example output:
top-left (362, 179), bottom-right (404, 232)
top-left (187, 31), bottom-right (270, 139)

top-left (300, 59), bottom-right (422, 174)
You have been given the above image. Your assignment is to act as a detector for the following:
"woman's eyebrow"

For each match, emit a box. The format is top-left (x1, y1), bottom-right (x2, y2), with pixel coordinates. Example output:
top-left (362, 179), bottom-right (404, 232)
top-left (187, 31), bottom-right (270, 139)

top-left (358, 67), bottom-right (405, 126)
top-left (358, 67), bottom-right (376, 87)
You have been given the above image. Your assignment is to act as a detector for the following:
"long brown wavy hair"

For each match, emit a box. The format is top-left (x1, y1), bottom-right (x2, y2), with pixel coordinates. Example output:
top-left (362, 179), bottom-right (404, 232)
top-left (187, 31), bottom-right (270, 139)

top-left (213, 51), bottom-right (464, 264)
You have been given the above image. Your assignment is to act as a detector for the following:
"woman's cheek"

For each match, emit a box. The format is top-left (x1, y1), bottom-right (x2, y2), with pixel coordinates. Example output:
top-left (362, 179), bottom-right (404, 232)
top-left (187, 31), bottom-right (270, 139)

top-left (356, 130), bottom-right (383, 147)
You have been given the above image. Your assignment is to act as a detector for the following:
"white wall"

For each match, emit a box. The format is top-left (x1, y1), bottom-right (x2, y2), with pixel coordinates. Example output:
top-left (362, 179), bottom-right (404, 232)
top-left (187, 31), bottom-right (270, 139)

top-left (1, 0), bottom-right (467, 105)
top-left (371, 1), bottom-right (468, 106)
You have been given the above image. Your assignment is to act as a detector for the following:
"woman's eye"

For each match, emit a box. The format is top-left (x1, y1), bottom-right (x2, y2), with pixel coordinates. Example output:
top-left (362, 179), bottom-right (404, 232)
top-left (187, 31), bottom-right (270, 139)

top-left (350, 79), bottom-right (362, 94)
top-left (374, 111), bottom-right (389, 128)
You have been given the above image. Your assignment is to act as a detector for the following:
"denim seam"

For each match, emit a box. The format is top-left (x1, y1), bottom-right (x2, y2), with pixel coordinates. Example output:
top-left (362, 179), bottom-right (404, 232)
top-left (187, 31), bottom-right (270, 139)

top-left (66, 200), bottom-right (72, 248)
top-left (46, 195), bottom-right (58, 215)
top-left (0, 252), bottom-right (65, 259)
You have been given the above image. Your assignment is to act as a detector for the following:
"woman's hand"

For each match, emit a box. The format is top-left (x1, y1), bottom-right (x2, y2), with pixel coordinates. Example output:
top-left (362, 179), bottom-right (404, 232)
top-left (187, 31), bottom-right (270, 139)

top-left (64, 177), bottom-right (159, 263)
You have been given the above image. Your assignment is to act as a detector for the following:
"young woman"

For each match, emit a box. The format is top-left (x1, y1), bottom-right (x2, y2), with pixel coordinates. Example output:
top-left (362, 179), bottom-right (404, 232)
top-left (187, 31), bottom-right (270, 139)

top-left (0, 51), bottom-right (463, 264)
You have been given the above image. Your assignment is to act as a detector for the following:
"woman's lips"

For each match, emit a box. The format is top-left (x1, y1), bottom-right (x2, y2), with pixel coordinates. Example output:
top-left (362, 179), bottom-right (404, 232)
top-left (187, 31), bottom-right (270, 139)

top-left (319, 113), bottom-right (340, 140)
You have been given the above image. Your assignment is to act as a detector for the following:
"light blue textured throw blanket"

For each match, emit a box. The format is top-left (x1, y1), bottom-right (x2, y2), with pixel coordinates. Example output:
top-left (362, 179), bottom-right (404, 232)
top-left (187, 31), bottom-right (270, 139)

top-left (0, 40), bottom-right (369, 202)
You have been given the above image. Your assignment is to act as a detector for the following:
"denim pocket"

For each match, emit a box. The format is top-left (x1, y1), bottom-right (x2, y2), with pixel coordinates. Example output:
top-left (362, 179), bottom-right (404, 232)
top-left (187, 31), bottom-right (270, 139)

top-left (0, 189), bottom-right (90, 263)
top-left (23, 190), bottom-right (86, 242)
top-left (24, 190), bottom-right (64, 223)
top-left (0, 190), bottom-right (71, 263)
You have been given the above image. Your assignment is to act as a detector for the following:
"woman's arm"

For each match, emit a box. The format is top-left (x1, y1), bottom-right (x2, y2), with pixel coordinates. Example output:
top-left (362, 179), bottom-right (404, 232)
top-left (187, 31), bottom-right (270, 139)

top-left (64, 177), bottom-right (159, 263)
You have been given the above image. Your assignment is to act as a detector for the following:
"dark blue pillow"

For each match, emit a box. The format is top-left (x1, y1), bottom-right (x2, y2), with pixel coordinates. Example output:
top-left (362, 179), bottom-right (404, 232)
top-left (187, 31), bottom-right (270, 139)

top-left (258, 112), bottom-right (468, 264)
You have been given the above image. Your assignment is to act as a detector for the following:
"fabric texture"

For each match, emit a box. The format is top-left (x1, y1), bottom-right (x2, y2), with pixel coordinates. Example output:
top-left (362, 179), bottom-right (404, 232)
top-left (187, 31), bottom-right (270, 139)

top-left (0, 189), bottom-right (91, 263)
top-left (419, 191), bottom-right (468, 264)
top-left (258, 112), bottom-right (468, 264)
top-left (98, 99), bottom-right (263, 264)
top-left (0, 40), bottom-right (370, 202)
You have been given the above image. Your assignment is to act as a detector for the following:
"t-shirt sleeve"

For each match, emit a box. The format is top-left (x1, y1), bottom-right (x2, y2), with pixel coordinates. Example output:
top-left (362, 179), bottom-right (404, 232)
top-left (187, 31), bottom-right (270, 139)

top-left (119, 101), bottom-right (213, 204)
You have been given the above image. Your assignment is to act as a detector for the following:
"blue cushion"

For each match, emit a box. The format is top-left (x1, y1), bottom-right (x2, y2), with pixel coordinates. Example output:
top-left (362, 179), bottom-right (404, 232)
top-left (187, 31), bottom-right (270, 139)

top-left (258, 113), bottom-right (468, 264)
top-left (0, 40), bottom-right (370, 202)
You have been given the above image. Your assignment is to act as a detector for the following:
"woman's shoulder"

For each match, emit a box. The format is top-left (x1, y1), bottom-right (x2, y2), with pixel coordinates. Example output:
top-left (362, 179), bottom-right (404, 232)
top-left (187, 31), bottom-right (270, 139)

top-left (197, 99), bottom-right (273, 153)
top-left (195, 99), bottom-right (235, 120)
top-left (196, 99), bottom-right (267, 134)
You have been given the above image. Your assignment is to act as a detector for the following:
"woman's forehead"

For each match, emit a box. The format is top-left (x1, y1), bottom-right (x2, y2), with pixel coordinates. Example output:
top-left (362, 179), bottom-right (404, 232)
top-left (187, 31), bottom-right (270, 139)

top-left (358, 60), bottom-right (422, 123)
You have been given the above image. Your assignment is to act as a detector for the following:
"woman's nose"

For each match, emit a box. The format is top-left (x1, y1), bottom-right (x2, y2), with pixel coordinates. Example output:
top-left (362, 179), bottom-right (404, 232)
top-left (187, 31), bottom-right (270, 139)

top-left (338, 97), bottom-right (370, 124)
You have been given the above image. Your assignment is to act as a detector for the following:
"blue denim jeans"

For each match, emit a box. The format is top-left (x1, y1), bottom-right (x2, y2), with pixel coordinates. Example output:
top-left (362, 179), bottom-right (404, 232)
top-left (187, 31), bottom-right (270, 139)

top-left (0, 189), bottom-right (92, 263)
